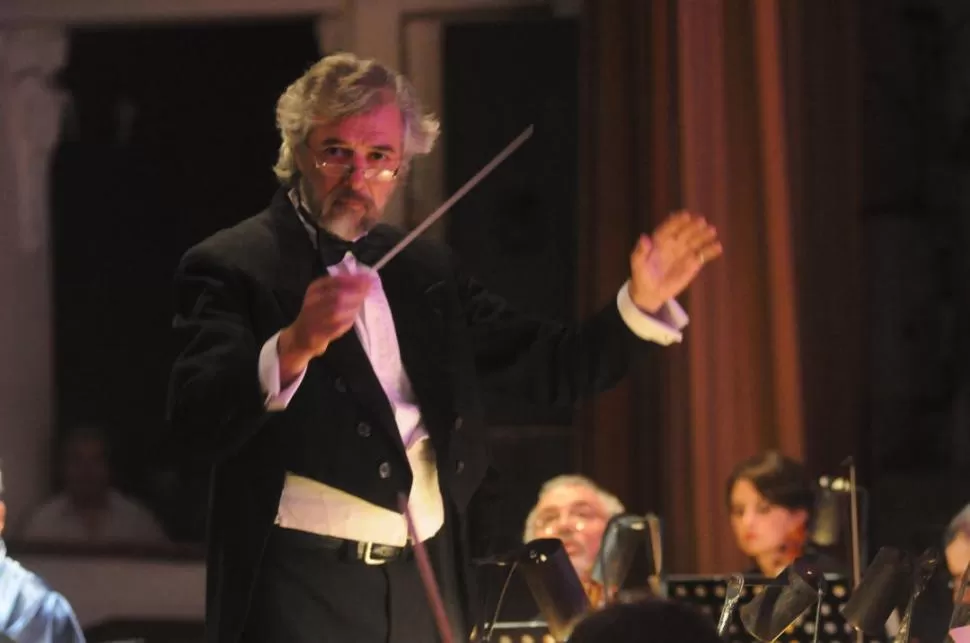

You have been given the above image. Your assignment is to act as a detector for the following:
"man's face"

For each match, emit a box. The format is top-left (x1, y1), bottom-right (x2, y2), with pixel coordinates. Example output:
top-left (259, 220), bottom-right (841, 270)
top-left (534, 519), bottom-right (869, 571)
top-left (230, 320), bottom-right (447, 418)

top-left (63, 437), bottom-right (110, 507)
top-left (531, 484), bottom-right (609, 583)
top-left (296, 101), bottom-right (404, 240)
top-left (947, 532), bottom-right (970, 603)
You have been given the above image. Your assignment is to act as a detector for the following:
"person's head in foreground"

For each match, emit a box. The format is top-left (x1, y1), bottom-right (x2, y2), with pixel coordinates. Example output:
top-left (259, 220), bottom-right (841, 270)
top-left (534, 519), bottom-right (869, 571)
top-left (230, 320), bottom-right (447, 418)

top-left (568, 599), bottom-right (722, 643)
top-left (523, 475), bottom-right (625, 586)
top-left (274, 52), bottom-right (439, 241)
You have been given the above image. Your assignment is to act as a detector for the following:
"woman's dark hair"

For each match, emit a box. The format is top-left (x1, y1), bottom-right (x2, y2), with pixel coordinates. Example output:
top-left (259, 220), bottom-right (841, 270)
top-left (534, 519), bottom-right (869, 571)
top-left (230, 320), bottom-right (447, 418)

top-left (569, 599), bottom-right (722, 643)
top-left (725, 451), bottom-right (814, 515)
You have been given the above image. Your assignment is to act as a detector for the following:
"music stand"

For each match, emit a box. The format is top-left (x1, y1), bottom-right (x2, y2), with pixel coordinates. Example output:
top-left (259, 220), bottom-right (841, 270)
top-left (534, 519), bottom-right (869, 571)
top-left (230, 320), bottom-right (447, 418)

top-left (482, 538), bottom-right (588, 643)
top-left (589, 513), bottom-right (663, 607)
top-left (667, 572), bottom-right (888, 643)
top-left (841, 546), bottom-right (913, 637)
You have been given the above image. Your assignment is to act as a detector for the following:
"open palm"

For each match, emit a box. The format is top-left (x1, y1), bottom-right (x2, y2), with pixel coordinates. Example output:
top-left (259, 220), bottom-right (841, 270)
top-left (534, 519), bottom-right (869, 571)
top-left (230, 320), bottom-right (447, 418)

top-left (629, 211), bottom-right (722, 313)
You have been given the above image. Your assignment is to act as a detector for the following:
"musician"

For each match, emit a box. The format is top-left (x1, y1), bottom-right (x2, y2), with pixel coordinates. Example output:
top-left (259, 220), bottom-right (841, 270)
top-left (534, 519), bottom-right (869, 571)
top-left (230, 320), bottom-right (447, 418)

top-left (946, 504), bottom-right (970, 602)
top-left (0, 466), bottom-right (85, 642)
top-left (522, 475), bottom-right (624, 589)
top-left (726, 451), bottom-right (843, 578)
top-left (907, 504), bottom-right (970, 643)
top-left (167, 52), bottom-right (722, 643)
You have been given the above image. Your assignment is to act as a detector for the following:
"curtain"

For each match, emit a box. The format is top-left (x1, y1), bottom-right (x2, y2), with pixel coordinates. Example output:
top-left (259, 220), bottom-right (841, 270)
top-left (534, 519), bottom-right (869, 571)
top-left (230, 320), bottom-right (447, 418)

top-left (577, 0), bottom-right (863, 573)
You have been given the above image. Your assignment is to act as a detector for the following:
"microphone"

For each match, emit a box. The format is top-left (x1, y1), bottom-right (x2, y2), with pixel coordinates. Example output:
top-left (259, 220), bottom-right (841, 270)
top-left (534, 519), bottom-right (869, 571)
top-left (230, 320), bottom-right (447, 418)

top-left (716, 574), bottom-right (745, 637)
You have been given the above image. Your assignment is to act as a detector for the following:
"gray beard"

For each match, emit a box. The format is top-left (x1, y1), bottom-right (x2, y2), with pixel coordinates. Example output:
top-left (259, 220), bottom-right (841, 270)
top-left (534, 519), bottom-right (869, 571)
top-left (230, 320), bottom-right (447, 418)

top-left (299, 179), bottom-right (378, 240)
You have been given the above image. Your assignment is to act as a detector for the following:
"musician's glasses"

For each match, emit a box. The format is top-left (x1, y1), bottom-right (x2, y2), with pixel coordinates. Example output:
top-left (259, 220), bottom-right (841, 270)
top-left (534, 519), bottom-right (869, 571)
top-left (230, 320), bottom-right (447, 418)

top-left (533, 504), bottom-right (606, 535)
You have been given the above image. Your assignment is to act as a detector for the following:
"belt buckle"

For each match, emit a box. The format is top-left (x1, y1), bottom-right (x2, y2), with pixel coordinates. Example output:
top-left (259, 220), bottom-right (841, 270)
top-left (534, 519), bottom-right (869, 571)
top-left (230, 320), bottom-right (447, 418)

top-left (359, 541), bottom-right (386, 565)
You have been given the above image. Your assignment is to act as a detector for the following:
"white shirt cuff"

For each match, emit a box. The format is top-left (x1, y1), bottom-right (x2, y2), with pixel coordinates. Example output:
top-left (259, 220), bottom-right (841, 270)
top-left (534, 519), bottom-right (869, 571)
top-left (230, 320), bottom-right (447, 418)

top-left (259, 331), bottom-right (307, 411)
top-left (616, 281), bottom-right (689, 346)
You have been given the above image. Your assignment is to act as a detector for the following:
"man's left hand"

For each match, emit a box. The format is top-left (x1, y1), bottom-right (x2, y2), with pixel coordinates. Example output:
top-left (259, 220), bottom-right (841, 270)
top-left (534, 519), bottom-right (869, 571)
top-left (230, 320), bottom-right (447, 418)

top-left (629, 210), bottom-right (722, 313)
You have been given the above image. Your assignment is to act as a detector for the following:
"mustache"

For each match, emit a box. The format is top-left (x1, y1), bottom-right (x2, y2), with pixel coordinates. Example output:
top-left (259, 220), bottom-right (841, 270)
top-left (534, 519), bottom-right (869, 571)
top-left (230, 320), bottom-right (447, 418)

top-left (327, 187), bottom-right (375, 209)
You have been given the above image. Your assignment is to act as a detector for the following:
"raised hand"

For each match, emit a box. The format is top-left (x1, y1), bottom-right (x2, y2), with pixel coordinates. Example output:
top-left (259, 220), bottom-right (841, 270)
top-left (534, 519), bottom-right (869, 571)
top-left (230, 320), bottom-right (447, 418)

top-left (629, 210), bottom-right (722, 313)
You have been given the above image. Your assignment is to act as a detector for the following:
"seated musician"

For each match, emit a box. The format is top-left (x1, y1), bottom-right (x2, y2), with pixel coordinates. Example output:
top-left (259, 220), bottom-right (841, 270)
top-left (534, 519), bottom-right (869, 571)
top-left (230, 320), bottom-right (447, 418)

top-left (523, 475), bottom-right (624, 593)
top-left (907, 504), bottom-right (970, 643)
top-left (726, 451), bottom-right (844, 578)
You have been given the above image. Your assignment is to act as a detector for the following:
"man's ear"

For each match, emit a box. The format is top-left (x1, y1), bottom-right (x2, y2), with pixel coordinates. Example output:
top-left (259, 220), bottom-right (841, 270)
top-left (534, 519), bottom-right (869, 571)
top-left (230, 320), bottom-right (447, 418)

top-left (0, 501), bottom-right (6, 536)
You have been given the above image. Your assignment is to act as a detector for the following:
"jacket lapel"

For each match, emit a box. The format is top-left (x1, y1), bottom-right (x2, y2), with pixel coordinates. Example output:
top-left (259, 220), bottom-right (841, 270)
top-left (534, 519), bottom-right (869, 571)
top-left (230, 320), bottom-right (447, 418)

top-left (377, 241), bottom-right (456, 451)
top-left (268, 189), bottom-right (315, 322)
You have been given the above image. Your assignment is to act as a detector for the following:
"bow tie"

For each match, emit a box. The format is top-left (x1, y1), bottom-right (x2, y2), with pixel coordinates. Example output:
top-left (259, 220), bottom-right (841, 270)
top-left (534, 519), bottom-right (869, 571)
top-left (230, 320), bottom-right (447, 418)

top-left (317, 227), bottom-right (385, 268)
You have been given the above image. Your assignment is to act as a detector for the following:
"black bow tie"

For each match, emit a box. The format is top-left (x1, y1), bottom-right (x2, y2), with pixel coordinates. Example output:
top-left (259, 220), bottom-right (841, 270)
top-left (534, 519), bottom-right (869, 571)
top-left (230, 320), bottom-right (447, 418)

top-left (317, 227), bottom-right (385, 267)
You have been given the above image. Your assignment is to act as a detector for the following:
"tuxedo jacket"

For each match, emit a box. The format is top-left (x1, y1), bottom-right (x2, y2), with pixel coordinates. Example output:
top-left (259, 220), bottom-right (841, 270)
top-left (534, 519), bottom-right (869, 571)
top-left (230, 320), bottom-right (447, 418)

top-left (167, 188), bottom-right (650, 643)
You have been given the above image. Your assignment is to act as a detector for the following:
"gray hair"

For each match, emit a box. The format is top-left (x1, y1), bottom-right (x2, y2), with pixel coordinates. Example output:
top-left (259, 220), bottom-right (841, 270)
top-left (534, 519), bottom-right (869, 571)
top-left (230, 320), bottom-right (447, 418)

top-left (522, 474), bottom-right (626, 542)
top-left (273, 52), bottom-right (440, 184)
top-left (945, 504), bottom-right (970, 546)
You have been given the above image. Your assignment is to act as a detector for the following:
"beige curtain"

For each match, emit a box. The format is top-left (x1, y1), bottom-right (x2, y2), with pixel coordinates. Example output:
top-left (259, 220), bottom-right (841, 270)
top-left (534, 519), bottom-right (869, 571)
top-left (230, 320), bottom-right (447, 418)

top-left (578, 0), bottom-right (863, 573)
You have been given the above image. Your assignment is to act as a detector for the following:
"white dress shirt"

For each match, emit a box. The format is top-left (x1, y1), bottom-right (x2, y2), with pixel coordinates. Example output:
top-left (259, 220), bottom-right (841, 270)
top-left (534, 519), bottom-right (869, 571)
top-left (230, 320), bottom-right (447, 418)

top-left (261, 200), bottom-right (689, 546)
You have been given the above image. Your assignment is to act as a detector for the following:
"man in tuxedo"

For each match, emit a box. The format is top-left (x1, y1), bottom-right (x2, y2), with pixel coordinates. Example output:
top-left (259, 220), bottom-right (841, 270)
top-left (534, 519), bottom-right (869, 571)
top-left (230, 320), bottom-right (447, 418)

top-left (167, 52), bottom-right (721, 643)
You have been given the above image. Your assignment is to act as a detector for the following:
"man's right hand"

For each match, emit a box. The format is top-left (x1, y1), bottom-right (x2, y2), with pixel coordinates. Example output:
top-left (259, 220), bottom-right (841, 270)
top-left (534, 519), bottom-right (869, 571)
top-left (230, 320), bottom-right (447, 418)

top-left (277, 273), bottom-right (373, 385)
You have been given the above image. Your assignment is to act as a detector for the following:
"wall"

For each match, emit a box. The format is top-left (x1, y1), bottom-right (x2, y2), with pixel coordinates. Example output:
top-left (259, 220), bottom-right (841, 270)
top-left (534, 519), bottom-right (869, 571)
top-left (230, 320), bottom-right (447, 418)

top-left (18, 553), bottom-right (205, 628)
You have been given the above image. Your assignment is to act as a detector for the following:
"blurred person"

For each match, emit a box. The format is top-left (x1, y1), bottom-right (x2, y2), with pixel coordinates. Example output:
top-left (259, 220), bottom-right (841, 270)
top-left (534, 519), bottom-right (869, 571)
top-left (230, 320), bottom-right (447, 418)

top-left (0, 465), bottom-right (86, 642)
top-left (21, 425), bottom-right (167, 546)
top-left (568, 598), bottom-right (722, 643)
top-left (905, 504), bottom-right (970, 643)
top-left (167, 52), bottom-right (722, 643)
top-left (726, 451), bottom-right (843, 578)
top-left (946, 505), bottom-right (970, 602)
top-left (523, 475), bottom-right (624, 589)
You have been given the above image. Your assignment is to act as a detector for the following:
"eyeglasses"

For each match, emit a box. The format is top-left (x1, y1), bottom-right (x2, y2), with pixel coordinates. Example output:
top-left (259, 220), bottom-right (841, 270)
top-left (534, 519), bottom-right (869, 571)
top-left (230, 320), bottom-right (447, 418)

top-left (314, 159), bottom-right (399, 182)
top-left (533, 506), bottom-right (606, 535)
top-left (309, 145), bottom-right (400, 183)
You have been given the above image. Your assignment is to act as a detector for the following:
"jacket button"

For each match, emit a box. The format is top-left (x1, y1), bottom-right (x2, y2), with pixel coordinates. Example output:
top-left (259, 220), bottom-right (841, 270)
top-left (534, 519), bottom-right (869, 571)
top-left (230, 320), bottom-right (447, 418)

top-left (334, 377), bottom-right (347, 393)
top-left (357, 422), bottom-right (372, 438)
top-left (455, 460), bottom-right (465, 474)
top-left (453, 416), bottom-right (464, 431)
top-left (378, 462), bottom-right (392, 479)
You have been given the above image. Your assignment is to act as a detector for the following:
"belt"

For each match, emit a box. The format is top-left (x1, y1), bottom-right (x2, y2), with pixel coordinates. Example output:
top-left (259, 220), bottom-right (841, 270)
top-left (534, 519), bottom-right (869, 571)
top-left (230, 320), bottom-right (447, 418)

top-left (272, 526), bottom-right (413, 565)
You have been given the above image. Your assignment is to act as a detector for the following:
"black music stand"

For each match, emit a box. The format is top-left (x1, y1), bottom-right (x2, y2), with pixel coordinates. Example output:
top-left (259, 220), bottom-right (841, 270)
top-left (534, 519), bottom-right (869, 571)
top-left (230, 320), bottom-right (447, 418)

top-left (666, 573), bottom-right (888, 643)
top-left (481, 538), bottom-right (588, 643)
top-left (840, 546), bottom-right (912, 637)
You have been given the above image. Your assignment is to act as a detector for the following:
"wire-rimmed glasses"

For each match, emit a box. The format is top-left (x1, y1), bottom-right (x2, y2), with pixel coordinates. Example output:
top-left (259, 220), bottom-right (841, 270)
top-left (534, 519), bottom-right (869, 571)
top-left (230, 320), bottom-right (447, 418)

top-left (311, 145), bottom-right (400, 183)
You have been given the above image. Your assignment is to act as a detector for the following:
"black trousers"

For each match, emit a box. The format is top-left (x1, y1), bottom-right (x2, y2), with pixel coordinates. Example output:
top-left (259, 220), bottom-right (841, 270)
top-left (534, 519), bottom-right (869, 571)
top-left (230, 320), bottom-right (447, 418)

top-left (240, 525), bottom-right (467, 643)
